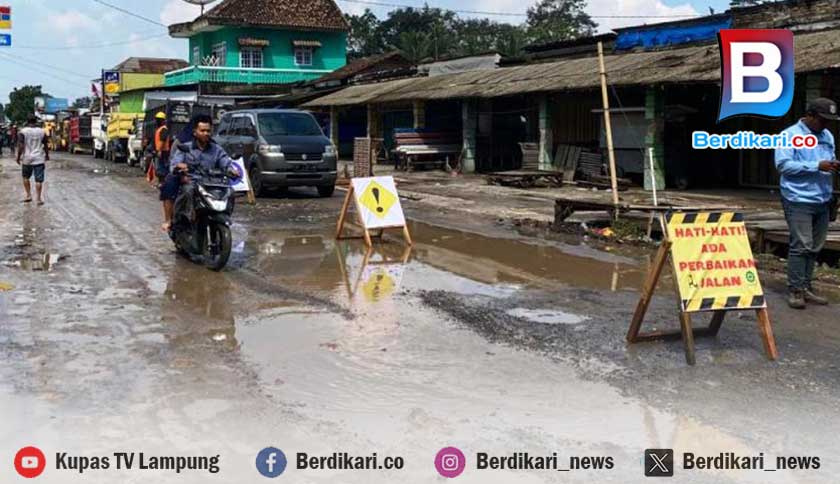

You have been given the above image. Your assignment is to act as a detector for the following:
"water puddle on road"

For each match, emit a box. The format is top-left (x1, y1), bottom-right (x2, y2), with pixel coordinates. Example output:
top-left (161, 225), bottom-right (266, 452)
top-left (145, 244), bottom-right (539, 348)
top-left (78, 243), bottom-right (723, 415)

top-left (506, 307), bottom-right (588, 325)
top-left (241, 220), bottom-right (653, 300)
top-left (1, 253), bottom-right (63, 271)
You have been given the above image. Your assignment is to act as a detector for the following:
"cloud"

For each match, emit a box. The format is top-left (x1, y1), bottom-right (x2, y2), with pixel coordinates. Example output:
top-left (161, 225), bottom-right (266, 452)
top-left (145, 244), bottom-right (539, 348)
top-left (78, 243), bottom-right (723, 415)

top-left (160, 0), bottom-right (204, 26)
top-left (587, 0), bottom-right (699, 31)
top-left (40, 10), bottom-right (99, 34)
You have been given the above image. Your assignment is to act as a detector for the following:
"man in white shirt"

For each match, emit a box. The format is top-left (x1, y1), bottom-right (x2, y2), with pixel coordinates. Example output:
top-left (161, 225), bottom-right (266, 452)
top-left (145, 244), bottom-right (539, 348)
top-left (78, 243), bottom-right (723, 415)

top-left (16, 116), bottom-right (49, 205)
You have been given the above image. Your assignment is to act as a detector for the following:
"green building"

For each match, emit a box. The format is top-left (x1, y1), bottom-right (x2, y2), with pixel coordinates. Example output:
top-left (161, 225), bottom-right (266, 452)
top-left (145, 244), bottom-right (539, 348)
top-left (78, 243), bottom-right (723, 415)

top-left (165, 0), bottom-right (349, 90)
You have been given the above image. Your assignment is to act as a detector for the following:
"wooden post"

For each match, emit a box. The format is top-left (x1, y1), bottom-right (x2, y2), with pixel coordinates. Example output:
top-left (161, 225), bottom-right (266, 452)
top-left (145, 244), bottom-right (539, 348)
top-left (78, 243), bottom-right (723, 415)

top-left (756, 308), bottom-right (779, 360)
top-left (627, 240), bottom-right (672, 342)
top-left (597, 42), bottom-right (620, 217)
top-left (329, 106), bottom-right (339, 149)
top-left (335, 185), bottom-right (354, 238)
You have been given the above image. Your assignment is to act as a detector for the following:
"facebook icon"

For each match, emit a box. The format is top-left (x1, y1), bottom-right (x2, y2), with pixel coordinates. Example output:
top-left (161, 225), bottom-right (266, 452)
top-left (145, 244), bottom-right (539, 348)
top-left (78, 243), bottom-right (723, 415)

top-left (256, 447), bottom-right (287, 478)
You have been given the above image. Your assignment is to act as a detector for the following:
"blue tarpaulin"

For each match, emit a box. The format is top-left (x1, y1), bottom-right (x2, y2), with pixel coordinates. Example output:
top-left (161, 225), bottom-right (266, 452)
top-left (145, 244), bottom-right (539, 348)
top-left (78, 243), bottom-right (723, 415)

top-left (615, 16), bottom-right (732, 51)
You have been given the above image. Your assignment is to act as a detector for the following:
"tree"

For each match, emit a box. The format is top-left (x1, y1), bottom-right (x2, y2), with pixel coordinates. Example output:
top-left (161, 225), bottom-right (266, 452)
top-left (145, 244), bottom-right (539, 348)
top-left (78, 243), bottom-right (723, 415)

top-left (526, 0), bottom-right (597, 45)
top-left (345, 9), bottom-right (384, 59)
top-left (72, 97), bottom-right (94, 109)
top-left (6, 85), bottom-right (46, 124)
top-left (495, 25), bottom-right (529, 58)
top-left (0, 102), bottom-right (5, 122)
top-left (399, 31), bottom-right (432, 64)
top-left (378, 6), bottom-right (458, 52)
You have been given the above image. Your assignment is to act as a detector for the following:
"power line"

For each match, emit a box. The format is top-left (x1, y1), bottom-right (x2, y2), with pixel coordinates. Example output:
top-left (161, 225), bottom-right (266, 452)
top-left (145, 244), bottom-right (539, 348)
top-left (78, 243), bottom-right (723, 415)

top-left (13, 32), bottom-right (170, 50)
top-left (0, 51), bottom-right (95, 79)
top-left (0, 53), bottom-right (92, 90)
top-left (337, 0), bottom-right (701, 19)
top-left (91, 0), bottom-right (168, 27)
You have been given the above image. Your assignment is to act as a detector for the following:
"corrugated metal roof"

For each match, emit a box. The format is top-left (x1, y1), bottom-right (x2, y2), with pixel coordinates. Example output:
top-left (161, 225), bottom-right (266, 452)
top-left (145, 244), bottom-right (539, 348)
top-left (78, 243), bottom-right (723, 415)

top-left (304, 29), bottom-right (840, 107)
top-left (112, 57), bottom-right (189, 74)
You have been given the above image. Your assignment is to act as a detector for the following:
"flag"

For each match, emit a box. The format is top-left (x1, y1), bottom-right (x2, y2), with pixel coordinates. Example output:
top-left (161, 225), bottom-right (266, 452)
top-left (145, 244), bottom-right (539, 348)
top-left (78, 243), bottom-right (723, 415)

top-left (91, 83), bottom-right (100, 98)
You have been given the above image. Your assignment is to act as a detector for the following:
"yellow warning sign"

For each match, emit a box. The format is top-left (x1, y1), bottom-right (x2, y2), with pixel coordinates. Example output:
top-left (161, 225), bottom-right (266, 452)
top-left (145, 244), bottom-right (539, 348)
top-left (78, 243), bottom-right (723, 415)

top-left (359, 180), bottom-right (397, 220)
top-left (667, 212), bottom-right (765, 313)
top-left (361, 268), bottom-right (396, 302)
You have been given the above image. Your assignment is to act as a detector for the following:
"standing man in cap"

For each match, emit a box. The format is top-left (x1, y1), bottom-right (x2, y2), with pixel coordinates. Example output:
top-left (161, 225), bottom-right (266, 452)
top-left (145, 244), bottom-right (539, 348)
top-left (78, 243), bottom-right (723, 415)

top-left (775, 97), bottom-right (840, 309)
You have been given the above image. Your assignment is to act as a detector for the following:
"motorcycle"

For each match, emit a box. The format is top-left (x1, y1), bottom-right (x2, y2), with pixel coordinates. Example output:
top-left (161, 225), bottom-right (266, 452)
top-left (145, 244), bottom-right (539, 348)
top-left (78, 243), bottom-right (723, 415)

top-left (169, 147), bottom-right (239, 271)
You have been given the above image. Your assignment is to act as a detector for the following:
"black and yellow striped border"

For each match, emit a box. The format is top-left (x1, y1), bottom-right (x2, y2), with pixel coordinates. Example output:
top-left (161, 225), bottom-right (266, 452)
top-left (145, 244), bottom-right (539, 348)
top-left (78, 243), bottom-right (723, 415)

top-left (667, 212), bottom-right (744, 225)
top-left (683, 295), bottom-right (766, 312)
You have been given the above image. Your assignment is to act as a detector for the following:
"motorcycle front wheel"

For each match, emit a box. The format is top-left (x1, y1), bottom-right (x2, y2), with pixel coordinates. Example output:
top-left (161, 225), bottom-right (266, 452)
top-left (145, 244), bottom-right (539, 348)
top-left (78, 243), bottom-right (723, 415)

top-left (203, 223), bottom-right (232, 272)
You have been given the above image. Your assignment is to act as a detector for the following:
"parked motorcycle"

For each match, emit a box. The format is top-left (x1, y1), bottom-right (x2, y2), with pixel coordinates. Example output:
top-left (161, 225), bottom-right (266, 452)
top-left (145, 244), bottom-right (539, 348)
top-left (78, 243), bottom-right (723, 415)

top-left (169, 148), bottom-right (239, 271)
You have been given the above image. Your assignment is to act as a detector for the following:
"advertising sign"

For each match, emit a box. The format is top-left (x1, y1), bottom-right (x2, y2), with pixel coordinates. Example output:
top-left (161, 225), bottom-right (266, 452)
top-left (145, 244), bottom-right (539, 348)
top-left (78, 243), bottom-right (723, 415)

top-left (0, 6), bottom-right (11, 29)
top-left (104, 71), bottom-right (121, 96)
top-left (45, 98), bottom-right (70, 114)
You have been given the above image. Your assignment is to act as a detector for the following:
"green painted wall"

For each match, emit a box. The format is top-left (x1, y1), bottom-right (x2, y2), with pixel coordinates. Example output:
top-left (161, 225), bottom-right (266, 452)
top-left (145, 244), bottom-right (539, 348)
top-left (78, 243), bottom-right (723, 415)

top-left (118, 90), bottom-right (146, 114)
top-left (188, 27), bottom-right (346, 71)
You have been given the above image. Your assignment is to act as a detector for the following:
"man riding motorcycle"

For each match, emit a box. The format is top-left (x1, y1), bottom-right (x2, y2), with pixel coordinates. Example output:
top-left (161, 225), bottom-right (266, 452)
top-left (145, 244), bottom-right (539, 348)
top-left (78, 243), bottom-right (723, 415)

top-left (160, 114), bottom-right (238, 231)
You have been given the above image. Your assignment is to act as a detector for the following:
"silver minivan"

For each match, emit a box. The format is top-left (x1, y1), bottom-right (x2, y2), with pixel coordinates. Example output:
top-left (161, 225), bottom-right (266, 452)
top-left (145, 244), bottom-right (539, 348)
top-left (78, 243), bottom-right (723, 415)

top-left (215, 109), bottom-right (338, 197)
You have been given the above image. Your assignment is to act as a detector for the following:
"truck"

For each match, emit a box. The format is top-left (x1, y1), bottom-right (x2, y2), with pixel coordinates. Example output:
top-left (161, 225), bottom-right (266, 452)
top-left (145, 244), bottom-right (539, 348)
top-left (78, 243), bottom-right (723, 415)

top-left (105, 112), bottom-right (143, 163)
top-left (92, 114), bottom-right (107, 159)
top-left (70, 114), bottom-right (94, 155)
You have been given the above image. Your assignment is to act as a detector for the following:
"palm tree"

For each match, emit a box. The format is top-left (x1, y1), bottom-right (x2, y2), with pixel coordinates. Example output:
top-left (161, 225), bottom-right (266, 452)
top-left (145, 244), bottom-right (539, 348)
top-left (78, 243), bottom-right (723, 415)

top-left (399, 31), bottom-right (432, 64)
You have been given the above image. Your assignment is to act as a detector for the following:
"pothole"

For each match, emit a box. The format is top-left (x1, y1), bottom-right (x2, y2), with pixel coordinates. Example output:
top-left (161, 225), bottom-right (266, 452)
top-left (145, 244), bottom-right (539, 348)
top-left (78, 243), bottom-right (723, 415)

top-left (506, 307), bottom-right (589, 325)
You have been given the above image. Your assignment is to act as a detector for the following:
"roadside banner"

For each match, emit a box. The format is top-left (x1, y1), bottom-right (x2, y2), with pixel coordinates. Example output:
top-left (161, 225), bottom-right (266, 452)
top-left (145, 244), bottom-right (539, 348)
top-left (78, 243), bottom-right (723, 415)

top-left (627, 212), bottom-right (777, 366)
top-left (336, 176), bottom-right (412, 247)
top-left (667, 212), bottom-right (766, 312)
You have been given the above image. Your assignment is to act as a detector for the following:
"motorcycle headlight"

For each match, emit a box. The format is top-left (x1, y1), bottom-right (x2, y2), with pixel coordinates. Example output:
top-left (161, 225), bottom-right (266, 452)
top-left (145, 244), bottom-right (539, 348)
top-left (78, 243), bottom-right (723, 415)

top-left (324, 144), bottom-right (337, 157)
top-left (198, 185), bottom-right (229, 212)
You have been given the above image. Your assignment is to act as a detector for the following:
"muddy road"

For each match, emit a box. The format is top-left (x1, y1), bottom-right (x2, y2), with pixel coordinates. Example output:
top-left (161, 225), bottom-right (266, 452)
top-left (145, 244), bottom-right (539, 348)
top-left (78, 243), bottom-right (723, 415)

top-left (1, 153), bottom-right (838, 483)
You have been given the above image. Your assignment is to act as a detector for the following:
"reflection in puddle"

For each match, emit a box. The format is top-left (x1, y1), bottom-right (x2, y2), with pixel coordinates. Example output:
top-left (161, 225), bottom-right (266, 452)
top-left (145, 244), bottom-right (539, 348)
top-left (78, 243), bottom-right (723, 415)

top-left (243, 220), bottom-right (650, 304)
top-left (2, 253), bottom-right (62, 271)
top-left (506, 307), bottom-right (588, 325)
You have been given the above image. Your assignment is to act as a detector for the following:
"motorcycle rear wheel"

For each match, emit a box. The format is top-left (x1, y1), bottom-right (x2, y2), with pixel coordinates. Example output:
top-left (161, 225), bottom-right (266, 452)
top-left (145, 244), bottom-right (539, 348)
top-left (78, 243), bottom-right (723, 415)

top-left (204, 223), bottom-right (232, 272)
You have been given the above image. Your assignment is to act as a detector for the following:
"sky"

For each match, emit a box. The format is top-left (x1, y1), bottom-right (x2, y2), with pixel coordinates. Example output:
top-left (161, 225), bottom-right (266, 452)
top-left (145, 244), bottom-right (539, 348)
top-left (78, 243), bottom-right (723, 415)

top-left (0, 0), bottom-right (732, 105)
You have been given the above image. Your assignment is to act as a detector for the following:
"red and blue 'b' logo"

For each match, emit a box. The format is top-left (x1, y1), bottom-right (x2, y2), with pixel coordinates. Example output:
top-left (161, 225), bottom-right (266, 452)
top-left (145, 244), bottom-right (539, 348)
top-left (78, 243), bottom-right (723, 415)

top-left (718, 29), bottom-right (794, 121)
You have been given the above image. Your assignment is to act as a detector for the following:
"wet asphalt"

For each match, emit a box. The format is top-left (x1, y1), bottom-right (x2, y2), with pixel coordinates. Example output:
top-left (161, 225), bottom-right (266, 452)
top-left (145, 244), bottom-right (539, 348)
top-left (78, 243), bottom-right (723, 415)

top-left (0, 153), bottom-right (838, 483)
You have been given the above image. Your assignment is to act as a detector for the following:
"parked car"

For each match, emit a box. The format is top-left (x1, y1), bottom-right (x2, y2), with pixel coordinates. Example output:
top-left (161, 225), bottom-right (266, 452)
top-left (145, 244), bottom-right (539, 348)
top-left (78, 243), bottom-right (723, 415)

top-left (215, 109), bottom-right (337, 197)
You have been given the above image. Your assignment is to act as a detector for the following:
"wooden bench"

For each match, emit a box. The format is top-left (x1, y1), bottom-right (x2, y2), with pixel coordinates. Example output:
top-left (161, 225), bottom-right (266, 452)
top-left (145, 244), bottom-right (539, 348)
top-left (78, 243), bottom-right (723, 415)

top-left (394, 130), bottom-right (462, 171)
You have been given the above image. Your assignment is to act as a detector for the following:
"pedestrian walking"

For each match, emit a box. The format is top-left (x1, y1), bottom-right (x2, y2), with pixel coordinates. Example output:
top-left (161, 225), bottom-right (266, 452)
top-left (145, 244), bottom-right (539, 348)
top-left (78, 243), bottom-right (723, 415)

top-left (774, 97), bottom-right (840, 309)
top-left (16, 116), bottom-right (50, 205)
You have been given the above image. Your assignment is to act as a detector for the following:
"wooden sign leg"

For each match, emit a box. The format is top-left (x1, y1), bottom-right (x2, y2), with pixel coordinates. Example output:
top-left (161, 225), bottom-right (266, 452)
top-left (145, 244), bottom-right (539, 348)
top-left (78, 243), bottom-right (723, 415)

top-left (679, 311), bottom-right (696, 366)
top-left (708, 310), bottom-right (725, 336)
top-left (336, 186), bottom-right (354, 239)
top-left (402, 225), bottom-right (414, 247)
top-left (363, 228), bottom-right (373, 248)
top-left (627, 241), bottom-right (671, 342)
top-left (755, 308), bottom-right (779, 361)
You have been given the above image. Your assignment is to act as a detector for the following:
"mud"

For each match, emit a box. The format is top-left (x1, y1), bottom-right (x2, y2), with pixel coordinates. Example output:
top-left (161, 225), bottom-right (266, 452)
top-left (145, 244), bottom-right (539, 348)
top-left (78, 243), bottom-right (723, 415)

top-left (0, 153), bottom-right (838, 483)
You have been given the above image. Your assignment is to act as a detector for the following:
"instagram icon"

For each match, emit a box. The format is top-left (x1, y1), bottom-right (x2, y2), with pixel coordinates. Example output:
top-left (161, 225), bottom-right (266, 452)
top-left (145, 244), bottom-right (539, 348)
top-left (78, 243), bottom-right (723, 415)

top-left (435, 447), bottom-right (466, 478)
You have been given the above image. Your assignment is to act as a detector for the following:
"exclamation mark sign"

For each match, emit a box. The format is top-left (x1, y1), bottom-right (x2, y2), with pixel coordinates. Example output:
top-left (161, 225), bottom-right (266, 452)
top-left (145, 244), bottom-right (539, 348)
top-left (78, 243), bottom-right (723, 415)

top-left (372, 187), bottom-right (384, 213)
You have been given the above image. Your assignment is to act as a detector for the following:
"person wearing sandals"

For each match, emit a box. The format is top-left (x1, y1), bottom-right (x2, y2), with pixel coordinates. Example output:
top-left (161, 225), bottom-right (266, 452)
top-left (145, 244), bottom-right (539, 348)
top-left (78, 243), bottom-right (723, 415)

top-left (16, 116), bottom-right (49, 206)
